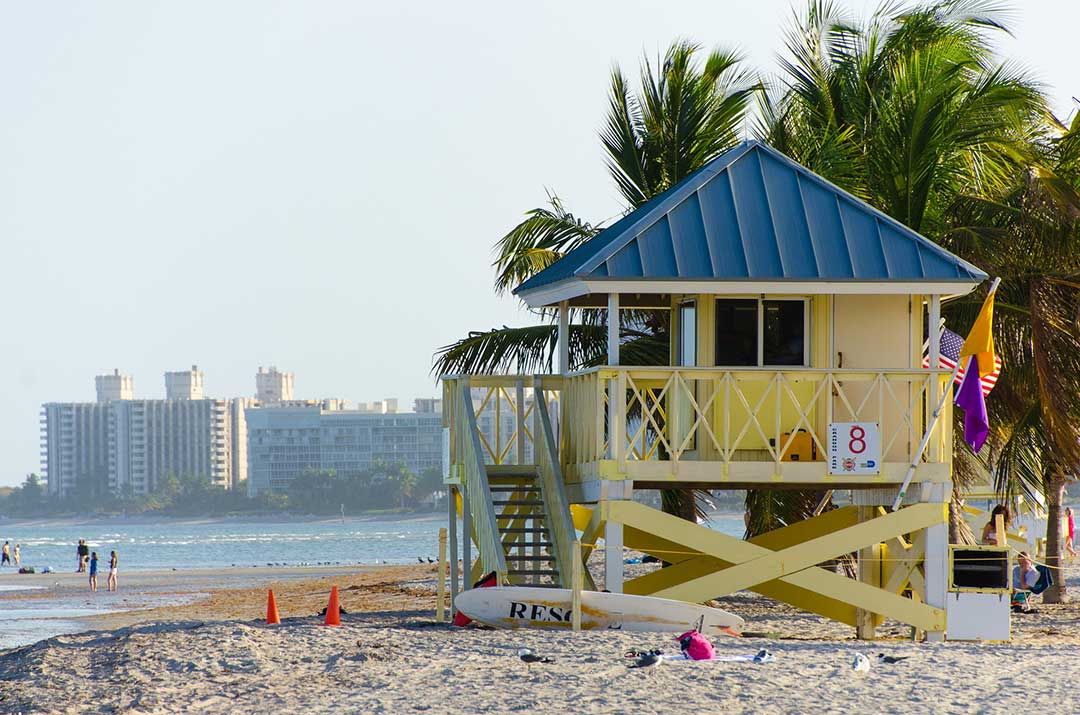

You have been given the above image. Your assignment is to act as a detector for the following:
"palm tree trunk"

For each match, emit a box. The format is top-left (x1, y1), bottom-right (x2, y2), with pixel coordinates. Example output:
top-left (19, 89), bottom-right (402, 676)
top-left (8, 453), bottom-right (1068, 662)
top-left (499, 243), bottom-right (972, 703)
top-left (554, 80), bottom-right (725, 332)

top-left (1043, 475), bottom-right (1068, 603)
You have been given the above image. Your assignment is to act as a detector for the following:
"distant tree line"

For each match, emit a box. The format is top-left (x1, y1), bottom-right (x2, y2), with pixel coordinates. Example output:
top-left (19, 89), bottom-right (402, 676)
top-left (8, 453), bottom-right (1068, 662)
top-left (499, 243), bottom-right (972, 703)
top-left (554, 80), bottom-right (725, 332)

top-left (0, 461), bottom-right (445, 517)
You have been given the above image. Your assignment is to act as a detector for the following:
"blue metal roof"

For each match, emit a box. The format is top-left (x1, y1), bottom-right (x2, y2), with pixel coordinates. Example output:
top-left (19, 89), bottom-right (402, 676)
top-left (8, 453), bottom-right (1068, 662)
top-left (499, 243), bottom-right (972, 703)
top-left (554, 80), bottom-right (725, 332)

top-left (514, 141), bottom-right (987, 297)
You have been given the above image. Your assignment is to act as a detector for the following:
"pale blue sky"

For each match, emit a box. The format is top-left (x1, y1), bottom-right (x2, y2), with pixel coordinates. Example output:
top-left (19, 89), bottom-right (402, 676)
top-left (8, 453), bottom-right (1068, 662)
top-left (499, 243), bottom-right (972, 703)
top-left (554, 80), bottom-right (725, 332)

top-left (0, 1), bottom-right (1074, 486)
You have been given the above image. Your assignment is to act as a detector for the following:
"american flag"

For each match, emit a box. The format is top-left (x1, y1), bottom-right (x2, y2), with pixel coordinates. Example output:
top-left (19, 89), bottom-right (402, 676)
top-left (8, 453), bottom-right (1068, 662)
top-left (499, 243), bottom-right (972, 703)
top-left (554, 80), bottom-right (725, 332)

top-left (922, 327), bottom-right (1001, 397)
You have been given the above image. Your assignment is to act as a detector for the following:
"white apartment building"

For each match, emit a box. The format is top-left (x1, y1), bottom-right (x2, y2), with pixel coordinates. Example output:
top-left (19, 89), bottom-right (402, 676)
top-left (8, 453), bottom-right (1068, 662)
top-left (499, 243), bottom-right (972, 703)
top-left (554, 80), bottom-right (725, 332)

top-left (42, 370), bottom-right (232, 497)
top-left (95, 369), bottom-right (133, 402)
top-left (255, 366), bottom-right (294, 402)
top-left (165, 365), bottom-right (204, 400)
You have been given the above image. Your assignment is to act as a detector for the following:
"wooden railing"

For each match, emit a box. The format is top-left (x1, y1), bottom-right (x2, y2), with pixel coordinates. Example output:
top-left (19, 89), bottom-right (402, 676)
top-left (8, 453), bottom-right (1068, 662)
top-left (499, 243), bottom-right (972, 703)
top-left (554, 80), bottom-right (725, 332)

top-left (443, 376), bottom-right (541, 470)
top-left (534, 387), bottom-right (576, 587)
top-left (559, 367), bottom-right (952, 474)
top-left (450, 379), bottom-right (507, 580)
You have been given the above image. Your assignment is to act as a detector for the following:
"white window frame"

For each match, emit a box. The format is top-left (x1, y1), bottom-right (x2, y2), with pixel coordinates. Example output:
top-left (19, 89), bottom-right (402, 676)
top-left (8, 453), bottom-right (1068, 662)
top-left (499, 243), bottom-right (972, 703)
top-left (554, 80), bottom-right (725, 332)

top-left (678, 300), bottom-right (697, 367)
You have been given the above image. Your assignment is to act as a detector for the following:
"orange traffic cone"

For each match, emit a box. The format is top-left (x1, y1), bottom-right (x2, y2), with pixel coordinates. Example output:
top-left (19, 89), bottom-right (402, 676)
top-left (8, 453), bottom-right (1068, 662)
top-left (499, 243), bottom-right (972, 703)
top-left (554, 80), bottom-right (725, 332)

top-left (266, 589), bottom-right (280, 625)
top-left (323, 586), bottom-right (341, 626)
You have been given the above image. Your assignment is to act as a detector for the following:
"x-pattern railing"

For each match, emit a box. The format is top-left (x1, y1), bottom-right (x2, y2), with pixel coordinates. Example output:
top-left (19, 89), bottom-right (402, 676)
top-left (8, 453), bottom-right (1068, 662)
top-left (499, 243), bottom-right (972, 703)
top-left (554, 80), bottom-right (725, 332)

top-left (583, 367), bottom-right (949, 471)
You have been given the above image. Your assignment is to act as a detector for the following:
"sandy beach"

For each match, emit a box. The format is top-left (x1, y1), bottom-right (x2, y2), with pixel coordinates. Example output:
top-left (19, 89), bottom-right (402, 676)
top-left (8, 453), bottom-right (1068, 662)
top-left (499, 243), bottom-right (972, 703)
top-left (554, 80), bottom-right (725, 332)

top-left (0, 559), bottom-right (1076, 714)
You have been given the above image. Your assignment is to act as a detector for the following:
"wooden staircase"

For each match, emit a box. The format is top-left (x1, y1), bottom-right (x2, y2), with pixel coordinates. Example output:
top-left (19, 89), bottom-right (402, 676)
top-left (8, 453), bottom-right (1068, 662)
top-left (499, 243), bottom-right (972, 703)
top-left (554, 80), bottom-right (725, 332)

top-left (488, 467), bottom-right (562, 587)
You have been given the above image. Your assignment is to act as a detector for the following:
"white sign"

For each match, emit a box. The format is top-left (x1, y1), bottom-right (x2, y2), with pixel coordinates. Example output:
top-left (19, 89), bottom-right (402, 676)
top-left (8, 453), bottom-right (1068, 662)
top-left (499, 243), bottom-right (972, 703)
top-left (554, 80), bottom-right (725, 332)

top-left (828, 422), bottom-right (881, 475)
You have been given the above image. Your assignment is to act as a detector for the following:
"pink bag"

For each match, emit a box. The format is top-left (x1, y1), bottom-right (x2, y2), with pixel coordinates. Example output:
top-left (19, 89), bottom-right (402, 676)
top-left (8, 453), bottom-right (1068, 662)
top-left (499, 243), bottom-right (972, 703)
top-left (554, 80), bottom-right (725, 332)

top-left (677, 629), bottom-right (716, 661)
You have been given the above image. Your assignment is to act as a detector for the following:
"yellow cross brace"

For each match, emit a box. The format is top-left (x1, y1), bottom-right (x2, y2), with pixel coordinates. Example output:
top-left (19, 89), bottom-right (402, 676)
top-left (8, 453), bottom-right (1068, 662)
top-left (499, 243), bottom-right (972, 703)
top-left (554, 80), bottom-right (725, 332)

top-left (608, 500), bottom-right (946, 632)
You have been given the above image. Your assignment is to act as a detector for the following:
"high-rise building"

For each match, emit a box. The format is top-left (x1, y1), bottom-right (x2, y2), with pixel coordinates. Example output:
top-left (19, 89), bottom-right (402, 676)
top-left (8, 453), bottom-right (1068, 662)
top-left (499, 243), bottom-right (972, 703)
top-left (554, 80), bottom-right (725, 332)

top-left (413, 398), bottom-right (442, 414)
top-left (245, 406), bottom-right (442, 495)
top-left (42, 369), bottom-right (232, 497)
top-left (164, 365), bottom-right (204, 400)
top-left (95, 369), bottom-right (133, 402)
top-left (40, 402), bottom-right (113, 497)
top-left (255, 366), bottom-right (294, 403)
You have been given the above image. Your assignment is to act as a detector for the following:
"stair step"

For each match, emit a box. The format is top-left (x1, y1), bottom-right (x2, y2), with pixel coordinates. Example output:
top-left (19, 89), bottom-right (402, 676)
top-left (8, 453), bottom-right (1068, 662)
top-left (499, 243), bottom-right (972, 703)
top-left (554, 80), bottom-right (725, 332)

top-left (526, 582), bottom-right (564, 588)
top-left (508, 569), bottom-right (560, 576)
top-left (499, 527), bottom-right (548, 534)
top-left (503, 541), bottom-right (554, 549)
top-left (504, 555), bottom-right (556, 562)
top-left (495, 513), bottom-right (545, 520)
top-left (494, 500), bottom-right (545, 507)
top-left (489, 485), bottom-right (539, 493)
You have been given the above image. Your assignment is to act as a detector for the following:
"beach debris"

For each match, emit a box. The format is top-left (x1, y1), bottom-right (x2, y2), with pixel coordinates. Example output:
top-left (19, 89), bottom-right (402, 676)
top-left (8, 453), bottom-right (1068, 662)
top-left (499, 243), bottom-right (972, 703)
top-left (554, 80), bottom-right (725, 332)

top-left (877, 654), bottom-right (909, 664)
top-left (624, 648), bottom-right (664, 659)
top-left (323, 586), bottom-right (341, 626)
top-left (518, 648), bottom-right (555, 671)
top-left (628, 652), bottom-right (663, 669)
top-left (753, 649), bottom-right (775, 664)
top-left (266, 589), bottom-right (281, 625)
top-left (851, 652), bottom-right (871, 673)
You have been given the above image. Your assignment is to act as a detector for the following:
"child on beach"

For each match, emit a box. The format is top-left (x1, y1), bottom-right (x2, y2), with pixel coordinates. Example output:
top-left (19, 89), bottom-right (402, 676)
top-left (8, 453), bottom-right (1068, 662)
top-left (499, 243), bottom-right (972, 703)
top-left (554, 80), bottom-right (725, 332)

top-left (13, 544), bottom-right (20, 567)
top-left (108, 551), bottom-right (118, 592)
top-left (89, 552), bottom-right (98, 592)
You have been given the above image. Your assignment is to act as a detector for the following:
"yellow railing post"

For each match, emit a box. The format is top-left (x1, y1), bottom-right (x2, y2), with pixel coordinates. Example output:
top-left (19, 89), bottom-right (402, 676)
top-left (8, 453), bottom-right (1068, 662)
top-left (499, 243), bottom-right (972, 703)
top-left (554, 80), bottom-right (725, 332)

top-left (571, 540), bottom-right (583, 632)
top-left (436, 527), bottom-right (448, 622)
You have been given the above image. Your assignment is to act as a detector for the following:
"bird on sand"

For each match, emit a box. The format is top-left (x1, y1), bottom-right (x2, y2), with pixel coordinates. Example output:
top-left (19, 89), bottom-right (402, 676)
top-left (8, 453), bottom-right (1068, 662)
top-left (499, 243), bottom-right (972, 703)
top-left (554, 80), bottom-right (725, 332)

top-left (417, 557), bottom-right (425, 564)
top-left (878, 653), bottom-right (910, 664)
top-left (426, 558), bottom-right (435, 563)
top-left (851, 652), bottom-right (871, 672)
top-left (518, 648), bottom-right (555, 671)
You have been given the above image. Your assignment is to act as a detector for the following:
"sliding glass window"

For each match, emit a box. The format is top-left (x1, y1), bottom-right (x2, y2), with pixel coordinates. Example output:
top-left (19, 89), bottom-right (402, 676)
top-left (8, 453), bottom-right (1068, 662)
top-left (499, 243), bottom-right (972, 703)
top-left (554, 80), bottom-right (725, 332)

top-left (715, 298), bottom-right (807, 367)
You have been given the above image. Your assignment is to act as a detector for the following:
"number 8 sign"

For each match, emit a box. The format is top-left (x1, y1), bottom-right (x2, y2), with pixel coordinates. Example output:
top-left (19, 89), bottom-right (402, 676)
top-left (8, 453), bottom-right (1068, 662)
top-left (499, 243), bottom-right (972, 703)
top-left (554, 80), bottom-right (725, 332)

top-left (828, 422), bottom-right (881, 475)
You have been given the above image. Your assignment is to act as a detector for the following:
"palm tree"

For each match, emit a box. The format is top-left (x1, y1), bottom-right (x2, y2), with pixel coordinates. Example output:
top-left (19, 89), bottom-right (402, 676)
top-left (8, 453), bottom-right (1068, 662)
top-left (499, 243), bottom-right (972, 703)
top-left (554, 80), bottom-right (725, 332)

top-left (945, 111), bottom-right (1080, 602)
top-left (433, 41), bottom-right (756, 522)
top-left (434, 41), bottom-right (755, 377)
top-left (754, 0), bottom-right (1052, 535)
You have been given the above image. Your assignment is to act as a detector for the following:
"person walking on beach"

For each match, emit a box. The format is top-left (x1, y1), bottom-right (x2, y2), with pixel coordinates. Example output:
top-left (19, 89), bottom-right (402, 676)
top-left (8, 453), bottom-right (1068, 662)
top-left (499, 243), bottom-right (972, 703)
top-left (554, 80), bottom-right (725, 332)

top-left (1, 541), bottom-right (10, 566)
top-left (77, 539), bottom-right (89, 572)
top-left (107, 551), bottom-right (118, 592)
top-left (13, 544), bottom-right (20, 567)
top-left (88, 552), bottom-right (98, 592)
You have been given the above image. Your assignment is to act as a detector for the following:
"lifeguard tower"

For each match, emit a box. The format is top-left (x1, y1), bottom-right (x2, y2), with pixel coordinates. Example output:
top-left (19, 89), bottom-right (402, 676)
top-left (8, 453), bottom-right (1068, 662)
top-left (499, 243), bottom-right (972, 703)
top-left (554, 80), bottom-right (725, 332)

top-left (442, 140), bottom-right (990, 641)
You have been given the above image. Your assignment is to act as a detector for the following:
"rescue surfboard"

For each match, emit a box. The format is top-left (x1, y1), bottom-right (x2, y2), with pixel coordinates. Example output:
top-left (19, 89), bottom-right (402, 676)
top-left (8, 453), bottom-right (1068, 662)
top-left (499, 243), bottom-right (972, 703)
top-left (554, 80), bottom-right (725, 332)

top-left (453, 587), bottom-right (743, 633)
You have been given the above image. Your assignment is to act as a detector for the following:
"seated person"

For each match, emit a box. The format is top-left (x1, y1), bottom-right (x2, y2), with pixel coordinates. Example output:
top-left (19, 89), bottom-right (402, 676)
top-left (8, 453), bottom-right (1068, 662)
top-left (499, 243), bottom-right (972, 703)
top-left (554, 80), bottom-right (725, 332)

top-left (981, 505), bottom-right (1011, 545)
top-left (1011, 551), bottom-right (1039, 609)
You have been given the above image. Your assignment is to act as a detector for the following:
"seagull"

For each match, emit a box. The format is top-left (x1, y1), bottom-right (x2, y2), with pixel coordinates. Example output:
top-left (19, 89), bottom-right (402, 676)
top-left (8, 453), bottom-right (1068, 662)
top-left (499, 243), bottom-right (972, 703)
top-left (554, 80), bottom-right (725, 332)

top-left (518, 648), bottom-right (555, 671)
top-left (627, 652), bottom-right (662, 669)
top-left (417, 557), bottom-right (425, 564)
top-left (426, 558), bottom-right (435, 564)
top-left (851, 652), bottom-right (871, 672)
top-left (878, 653), bottom-right (910, 664)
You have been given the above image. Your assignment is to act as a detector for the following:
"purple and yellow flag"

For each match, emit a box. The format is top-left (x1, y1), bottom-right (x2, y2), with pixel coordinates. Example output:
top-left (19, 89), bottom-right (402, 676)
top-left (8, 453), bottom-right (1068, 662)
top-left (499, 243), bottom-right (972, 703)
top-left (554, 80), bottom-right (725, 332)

top-left (954, 283), bottom-right (998, 452)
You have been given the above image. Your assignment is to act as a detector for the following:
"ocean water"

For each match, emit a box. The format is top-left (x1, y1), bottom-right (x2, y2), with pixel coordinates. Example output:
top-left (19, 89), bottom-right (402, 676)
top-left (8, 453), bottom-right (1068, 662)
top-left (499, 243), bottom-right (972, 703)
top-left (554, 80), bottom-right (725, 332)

top-left (0, 513), bottom-right (747, 649)
top-left (0, 513), bottom-right (748, 573)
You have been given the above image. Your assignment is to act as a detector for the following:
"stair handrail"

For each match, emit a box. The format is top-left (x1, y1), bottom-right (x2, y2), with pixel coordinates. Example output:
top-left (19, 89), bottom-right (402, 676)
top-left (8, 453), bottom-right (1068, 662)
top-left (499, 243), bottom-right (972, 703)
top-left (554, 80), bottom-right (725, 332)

top-left (458, 379), bottom-right (508, 581)
top-left (533, 380), bottom-right (579, 589)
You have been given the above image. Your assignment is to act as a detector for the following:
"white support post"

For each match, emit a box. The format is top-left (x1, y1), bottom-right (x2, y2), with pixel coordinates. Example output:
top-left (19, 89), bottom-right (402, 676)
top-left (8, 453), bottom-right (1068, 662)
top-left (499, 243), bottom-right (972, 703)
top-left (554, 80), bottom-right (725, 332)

top-left (607, 293), bottom-right (620, 366)
top-left (923, 481), bottom-right (949, 642)
top-left (558, 300), bottom-right (570, 375)
top-left (607, 293), bottom-right (620, 460)
top-left (602, 481), bottom-right (625, 593)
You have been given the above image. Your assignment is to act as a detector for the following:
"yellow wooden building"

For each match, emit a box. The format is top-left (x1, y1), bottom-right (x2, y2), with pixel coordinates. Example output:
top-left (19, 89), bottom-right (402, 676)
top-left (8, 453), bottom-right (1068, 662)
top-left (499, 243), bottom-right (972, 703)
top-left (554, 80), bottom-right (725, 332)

top-left (442, 140), bottom-right (989, 640)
